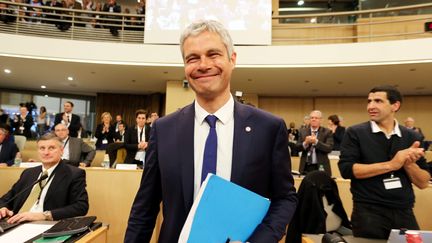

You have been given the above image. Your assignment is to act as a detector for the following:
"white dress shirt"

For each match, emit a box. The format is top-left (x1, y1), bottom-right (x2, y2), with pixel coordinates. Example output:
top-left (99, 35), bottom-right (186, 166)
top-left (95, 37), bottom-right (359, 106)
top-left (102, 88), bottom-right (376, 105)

top-left (61, 137), bottom-right (70, 160)
top-left (29, 163), bottom-right (59, 213)
top-left (134, 126), bottom-right (146, 162)
top-left (193, 95), bottom-right (234, 199)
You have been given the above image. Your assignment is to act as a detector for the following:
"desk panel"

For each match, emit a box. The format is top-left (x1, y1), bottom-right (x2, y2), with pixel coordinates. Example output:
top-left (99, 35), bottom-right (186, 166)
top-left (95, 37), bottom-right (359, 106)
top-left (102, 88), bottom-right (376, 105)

top-left (1, 167), bottom-right (431, 243)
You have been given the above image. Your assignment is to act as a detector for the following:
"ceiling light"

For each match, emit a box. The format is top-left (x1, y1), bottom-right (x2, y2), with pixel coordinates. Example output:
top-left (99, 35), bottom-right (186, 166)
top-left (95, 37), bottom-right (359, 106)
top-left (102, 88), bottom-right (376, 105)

top-left (297, 0), bottom-right (305, 6)
top-left (4, 69), bottom-right (11, 74)
top-left (41, 85), bottom-right (46, 89)
top-left (67, 76), bottom-right (73, 81)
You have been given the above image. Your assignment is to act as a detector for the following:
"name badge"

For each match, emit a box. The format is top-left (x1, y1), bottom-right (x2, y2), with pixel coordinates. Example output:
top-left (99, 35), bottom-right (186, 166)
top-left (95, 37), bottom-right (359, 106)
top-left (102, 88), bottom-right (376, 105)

top-left (383, 177), bottom-right (402, 190)
top-left (102, 139), bottom-right (108, 144)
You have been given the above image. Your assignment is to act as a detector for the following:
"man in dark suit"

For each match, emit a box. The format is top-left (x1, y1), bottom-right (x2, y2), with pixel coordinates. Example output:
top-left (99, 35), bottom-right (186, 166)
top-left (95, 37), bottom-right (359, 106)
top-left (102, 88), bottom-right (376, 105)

top-left (106, 122), bottom-right (126, 166)
top-left (0, 133), bottom-right (88, 223)
top-left (125, 20), bottom-right (297, 243)
top-left (297, 110), bottom-right (334, 176)
top-left (124, 110), bottom-right (150, 166)
top-left (54, 123), bottom-right (95, 167)
top-left (0, 124), bottom-right (19, 166)
top-left (53, 101), bottom-right (81, 138)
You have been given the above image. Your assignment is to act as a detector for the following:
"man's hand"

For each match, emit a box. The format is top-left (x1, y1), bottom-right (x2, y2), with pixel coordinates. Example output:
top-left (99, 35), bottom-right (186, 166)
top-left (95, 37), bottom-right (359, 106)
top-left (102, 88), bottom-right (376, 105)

top-left (138, 141), bottom-right (148, 150)
top-left (390, 141), bottom-right (424, 170)
top-left (79, 162), bottom-right (87, 167)
top-left (0, 207), bottom-right (14, 219)
top-left (0, 163), bottom-right (8, 167)
top-left (7, 212), bottom-right (45, 224)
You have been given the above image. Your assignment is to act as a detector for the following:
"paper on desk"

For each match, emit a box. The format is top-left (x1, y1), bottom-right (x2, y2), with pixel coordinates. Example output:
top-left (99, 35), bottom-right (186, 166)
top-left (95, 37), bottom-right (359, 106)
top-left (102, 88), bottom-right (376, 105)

top-left (0, 223), bottom-right (52, 243)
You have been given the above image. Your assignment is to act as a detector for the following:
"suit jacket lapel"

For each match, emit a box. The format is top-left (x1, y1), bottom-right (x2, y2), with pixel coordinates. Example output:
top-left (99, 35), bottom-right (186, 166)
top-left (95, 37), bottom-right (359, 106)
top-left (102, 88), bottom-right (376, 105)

top-left (44, 162), bottom-right (66, 202)
top-left (178, 104), bottom-right (195, 212)
top-left (68, 138), bottom-right (77, 162)
top-left (231, 102), bottom-right (253, 184)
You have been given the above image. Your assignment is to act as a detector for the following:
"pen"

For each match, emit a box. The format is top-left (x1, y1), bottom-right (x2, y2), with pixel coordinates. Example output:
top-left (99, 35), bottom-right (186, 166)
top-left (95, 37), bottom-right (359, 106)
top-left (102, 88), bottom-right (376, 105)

top-left (225, 238), bottom-right (230, 243)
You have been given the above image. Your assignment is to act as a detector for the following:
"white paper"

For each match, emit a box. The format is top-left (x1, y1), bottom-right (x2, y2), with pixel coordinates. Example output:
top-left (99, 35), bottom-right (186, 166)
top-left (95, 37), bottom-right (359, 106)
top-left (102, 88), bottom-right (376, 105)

top-left (20, 162), bottom-right (43, 168)
top-left (0, 222), bottom-right (53, 243)
top-left (116, 164), bottom-right (138, 170)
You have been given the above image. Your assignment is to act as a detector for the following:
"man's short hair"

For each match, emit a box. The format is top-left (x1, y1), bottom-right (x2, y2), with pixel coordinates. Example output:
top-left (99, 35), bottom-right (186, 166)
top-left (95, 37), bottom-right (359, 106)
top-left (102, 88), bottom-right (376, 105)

top-left (65, 101), bottom-right (74, 107)
top-left (38, 132), bottom-right (63, 146)
top-left (179, 20), bottom-right (234, 60)
top-left (369, 85), bottom-right (403, 105)
top-left (328, 115), bottom-right (340, 126)
top-left (0, 123), bottom-right (9, 135)
top-left (135, 109), bottom-right (147, 118)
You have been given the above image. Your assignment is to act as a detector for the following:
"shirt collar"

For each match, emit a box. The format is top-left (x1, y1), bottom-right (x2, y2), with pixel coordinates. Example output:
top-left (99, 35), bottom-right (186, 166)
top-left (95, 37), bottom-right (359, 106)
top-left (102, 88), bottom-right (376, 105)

top-left (43, 162), bottom-right (59, 177)
top-left (370, 120), bottom-right (402, 138)
top-left (195, 95), bottom-right (234, 125)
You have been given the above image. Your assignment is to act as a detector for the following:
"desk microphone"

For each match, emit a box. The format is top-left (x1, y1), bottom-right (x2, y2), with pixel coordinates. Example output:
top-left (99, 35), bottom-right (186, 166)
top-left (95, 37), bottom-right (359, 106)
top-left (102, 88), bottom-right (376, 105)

top-left (0, 174), bottom-right (49, 210)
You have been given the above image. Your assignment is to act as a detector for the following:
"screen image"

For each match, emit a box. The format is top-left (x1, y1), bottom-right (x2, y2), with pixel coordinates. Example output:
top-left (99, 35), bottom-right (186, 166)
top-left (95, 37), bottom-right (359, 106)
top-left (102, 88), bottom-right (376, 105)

top-left (144, 0), bottom-right (272, 45)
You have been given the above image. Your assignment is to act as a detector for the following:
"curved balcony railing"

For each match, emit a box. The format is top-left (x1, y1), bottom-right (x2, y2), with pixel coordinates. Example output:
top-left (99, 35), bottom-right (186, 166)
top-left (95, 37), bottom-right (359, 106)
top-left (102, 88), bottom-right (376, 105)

top-left (0, 1), bottom-right (432, 45)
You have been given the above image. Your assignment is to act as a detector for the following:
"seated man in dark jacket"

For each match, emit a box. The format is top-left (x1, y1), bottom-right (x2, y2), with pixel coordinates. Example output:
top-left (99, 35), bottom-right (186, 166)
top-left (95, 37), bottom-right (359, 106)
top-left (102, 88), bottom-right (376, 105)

top-left (0, 133), bottom-right (89, 223)
top-left (0, 124), bottom-right (19, 166)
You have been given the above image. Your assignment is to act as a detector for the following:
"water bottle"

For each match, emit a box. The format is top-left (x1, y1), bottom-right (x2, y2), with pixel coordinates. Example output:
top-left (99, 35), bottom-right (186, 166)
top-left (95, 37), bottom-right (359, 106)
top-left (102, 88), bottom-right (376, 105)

top-left (102, 154), bottom-right (110, 169)
top-left (318, 164), bottom-right (325, 172)
top-left (14, 157), bottom-right (22, 167)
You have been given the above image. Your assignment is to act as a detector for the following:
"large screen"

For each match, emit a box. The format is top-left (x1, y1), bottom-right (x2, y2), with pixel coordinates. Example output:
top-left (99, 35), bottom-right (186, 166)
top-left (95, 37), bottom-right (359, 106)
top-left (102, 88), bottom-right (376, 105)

top-left (144, 0), bottom-right (272, 45)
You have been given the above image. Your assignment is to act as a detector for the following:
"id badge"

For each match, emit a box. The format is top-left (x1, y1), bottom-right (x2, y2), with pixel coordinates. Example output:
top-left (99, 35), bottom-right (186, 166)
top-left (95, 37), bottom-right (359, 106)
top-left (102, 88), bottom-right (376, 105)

top-left (102, 139), bottom-right (108, 144)
top-left (383, 177), bottom-right (402, 190)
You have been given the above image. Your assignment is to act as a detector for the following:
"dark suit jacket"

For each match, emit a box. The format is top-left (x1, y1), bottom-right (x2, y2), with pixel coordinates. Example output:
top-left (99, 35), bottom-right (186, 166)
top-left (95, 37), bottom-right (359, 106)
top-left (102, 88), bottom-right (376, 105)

top-left (0, 141), bottom-right (19, 166)
top-left (125, 101), bottom-right (298, 243)
top-left (332, 125), bottom-right (346, 151)
top-left (53, 113), bottom-right (81, 137)
top-left (64, 137), bottom-right (95, 167)
top-left (94, 124), bottom-right (116, 149)
top-left (297, 126), bottom-right (334, 176)
top-left (124, 125), bottom-right (150, 164)
top-left (11, 114), bottom-right (33, 138)
top-left (0, 161), bottom-right (89, 220)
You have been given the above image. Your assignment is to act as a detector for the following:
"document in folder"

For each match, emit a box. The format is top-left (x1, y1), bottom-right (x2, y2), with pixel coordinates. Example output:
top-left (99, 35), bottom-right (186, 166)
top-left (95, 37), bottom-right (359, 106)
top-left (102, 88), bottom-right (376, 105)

top-left (179, 174), bottom-right (270, 243)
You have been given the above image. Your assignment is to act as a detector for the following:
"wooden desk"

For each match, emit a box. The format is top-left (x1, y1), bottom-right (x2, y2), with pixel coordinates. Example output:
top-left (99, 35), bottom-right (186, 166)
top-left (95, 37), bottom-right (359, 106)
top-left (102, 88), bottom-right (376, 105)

top-left (78, 226), bottom-right (108, 243)
top-left (1, 167), bottom-right (431, 243)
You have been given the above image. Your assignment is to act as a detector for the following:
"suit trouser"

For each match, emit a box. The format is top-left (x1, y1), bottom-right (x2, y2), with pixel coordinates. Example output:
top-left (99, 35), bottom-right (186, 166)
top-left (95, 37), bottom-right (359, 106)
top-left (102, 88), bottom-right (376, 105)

top-left (352, 202), bottom-right (419, 239)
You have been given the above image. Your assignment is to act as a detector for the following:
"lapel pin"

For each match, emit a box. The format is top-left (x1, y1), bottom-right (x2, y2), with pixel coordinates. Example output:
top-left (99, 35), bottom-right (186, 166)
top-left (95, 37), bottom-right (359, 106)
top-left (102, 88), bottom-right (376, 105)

top-left (245, 126), bottom-right (251, 132)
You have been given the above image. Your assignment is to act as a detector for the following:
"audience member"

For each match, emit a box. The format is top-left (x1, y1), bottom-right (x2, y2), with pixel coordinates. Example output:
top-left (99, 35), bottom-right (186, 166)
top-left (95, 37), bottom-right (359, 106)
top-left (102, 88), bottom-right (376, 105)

top-left (114, 114), bottom-right (126, 132)
top-left (125, 20), bottom-right (297, 243)
top-left (58, 0), bottom-right (82, 31)
top-left (11, 105), bottom-right (34, 139)
top-left (43, 0), bottom-right (63, 27)
top-left (297, 110), bottom-right (334, 176)
top-left (53, 101), bottom-right (81, 138)
top-left (0, 133), bottom-right (89, 223)
top-left (404, 117), bottom-right (424, 139)
top-left (300, 115), bottom-right (310, 129)
top-left (124, 109), bottom-right (149, 166)
top-left (0, 109), bottom-right (9, 124)
top-left (288, 122), bottom-right (299, 156)
top-left (81, 0), bottom-right (94, 27)
top-left (148, 112), bottom-right (159, 127)
top-left (27, 0), bottom-right (43, 23)
top-left (339, 85), bottom-right (431, 239)
top-left (0, 2), bottom-right (16, 24)
top-left (327, 114), bottom-right (346, 151)
top-left (106, 121), bottom-right (126, 166)
top-left (102, 0), bottom-right (121, 36)
top-left (54, 123), bottom-right (95, 167)
top-left (94, 112), bottom-right (115, 150)
top-left (0, 124), bottom-right (19, 167)
top-left (37, 106), bottom-right (48, 137)
top-left (90, 1), bottom-right (102, 29)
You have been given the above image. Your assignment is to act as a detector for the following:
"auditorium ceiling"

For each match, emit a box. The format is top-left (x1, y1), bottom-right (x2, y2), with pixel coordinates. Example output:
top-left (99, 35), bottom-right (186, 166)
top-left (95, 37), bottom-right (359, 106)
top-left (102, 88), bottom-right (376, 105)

top-left (0, 55), bottom-right (430, 97)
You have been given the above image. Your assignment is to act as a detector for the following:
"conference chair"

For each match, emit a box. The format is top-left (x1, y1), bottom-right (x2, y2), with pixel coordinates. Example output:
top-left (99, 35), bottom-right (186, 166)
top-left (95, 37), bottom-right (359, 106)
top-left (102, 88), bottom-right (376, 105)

top-left (14, 135), bottom-right (27, 152)
top-left (285, 171), bottom-right (351, 243)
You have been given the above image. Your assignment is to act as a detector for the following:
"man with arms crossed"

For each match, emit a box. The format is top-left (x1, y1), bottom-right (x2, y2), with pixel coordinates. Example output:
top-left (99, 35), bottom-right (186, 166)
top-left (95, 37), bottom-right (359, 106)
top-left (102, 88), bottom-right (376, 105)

top-left (124, 20), bottom-right (297, 243)
top-left (339, 85), bottom-right (430, 239)
top-left (0, 133), bottom-right (89, 223)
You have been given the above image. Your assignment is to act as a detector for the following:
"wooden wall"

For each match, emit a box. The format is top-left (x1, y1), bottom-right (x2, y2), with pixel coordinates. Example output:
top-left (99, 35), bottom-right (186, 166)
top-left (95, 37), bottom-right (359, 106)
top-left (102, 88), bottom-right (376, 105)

top-left (259, 95), bottom-right (432, 140)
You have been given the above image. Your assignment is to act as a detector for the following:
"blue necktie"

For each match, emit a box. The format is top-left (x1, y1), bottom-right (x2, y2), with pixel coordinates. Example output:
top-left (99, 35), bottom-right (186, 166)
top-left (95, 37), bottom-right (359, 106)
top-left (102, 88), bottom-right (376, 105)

top-left (201, 115), bottom-right (218, 184)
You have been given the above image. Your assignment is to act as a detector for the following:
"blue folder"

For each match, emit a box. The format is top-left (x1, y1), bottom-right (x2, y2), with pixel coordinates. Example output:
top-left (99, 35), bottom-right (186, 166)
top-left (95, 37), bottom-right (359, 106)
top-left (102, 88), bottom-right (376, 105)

top-left (185, 174), bottom-right (270, 243)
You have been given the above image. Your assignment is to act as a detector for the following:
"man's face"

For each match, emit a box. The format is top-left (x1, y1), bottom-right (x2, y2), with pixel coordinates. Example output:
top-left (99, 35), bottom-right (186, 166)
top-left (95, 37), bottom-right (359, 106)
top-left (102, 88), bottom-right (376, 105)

top-left (136, 114), bottom-right (146, 128)
top-left (0, 129), bottom-right (6, 143)
top-left (150, 113), bottom-right (159, 122)
top-left (38, 139), bottom-right (63, 166)
top-left (118, 124), bottom-right (125, 132)
top-left (405, 118), bottom-right (414, 128)
top-left (183, 31), bottom-right (236, 101)
top-left (367, 92), bottom-right (399, 123)
top-left (19, 107), bottom-right (28, 116)
top-left (64, 102), bottom-right (73, 113)
top-left (309, 112), bottom-right (321, 129)
top-left (116, 115), bottom-right (122, 122)
top-left (54, 124), bottom-right (69, 140)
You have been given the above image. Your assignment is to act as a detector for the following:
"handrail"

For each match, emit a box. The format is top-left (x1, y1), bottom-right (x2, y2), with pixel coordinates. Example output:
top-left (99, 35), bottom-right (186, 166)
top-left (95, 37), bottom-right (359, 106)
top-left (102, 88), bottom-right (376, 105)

top-left (1, 0), bottom-right (432, 45)
top-left (272, 2), bottom-right (432, 19)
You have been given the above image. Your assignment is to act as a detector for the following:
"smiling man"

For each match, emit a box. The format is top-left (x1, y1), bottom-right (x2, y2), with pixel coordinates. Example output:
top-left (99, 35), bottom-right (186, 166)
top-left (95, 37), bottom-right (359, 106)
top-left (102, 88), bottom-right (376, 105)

top-left (125, 20), bottom-right (297, 243)
top-left (338, 85), bottom-right (431, 239)
top-left (0, 133), bottom-right (88, 224)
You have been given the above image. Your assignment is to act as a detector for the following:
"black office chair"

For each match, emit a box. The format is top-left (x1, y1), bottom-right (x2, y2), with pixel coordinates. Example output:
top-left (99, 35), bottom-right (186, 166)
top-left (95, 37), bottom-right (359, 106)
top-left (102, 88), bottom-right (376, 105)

top-left (285, 171), bottom-right (351, 243)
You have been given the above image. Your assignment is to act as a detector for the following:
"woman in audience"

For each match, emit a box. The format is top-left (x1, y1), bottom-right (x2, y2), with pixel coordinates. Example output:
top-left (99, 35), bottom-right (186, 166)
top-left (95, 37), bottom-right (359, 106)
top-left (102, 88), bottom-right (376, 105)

top-left (327, 114), bottom-right (345, 151)
top-left (37, 106), bottom-right (47, 137)
top-left (94, 112), bottom-right (115, 150)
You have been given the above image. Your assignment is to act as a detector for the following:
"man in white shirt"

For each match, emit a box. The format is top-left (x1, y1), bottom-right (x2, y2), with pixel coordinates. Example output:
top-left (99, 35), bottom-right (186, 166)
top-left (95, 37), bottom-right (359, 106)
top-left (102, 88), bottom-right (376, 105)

top-left (53, 101), bottom-right (81, 137)
top-left (124, 110), bottom-right (150, 166)
top-left (0, 133), bottom-right (89, 223)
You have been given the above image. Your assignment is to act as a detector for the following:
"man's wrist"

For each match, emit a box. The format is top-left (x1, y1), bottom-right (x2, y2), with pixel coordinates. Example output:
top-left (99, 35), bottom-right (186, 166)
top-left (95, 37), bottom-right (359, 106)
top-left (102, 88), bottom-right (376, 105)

top-left (43, 211), bottom-right (53, 221)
